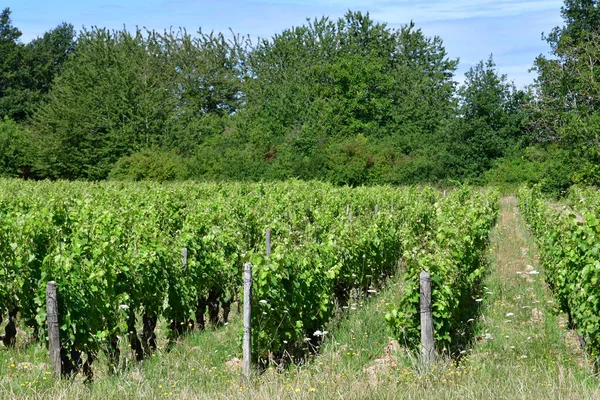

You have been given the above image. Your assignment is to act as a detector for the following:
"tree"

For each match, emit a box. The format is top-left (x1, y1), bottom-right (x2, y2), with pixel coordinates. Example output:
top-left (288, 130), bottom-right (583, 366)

top-left (0, 117), bottom-right (30, 177)
top-left (237, 11), bottom-right (458, 180)
top-left (156, 28), bottom-right (247, 153)
top-left (0, 9), bottom-right (76, 121)
top-left (31, 28), bottom-right (175, 179)
top-left (443, 56), bottom-right (529, 178)
top-left (531, 0), bottom-right (600, 184)
top-left (0, 8), bottom-right (23, 120)
top-left (20, 23), bottom-right (77, 116)
top-left (31, 26), bottom-right (244, 179)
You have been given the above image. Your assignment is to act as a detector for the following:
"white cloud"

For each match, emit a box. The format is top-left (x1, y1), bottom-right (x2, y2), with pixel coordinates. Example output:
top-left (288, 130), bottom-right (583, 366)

top-left (282, 0), bottom-right (564, 23)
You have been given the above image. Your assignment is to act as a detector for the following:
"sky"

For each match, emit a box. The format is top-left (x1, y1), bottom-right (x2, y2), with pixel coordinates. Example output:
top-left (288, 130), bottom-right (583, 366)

top-left (5, 0), bottom-right (565, 88)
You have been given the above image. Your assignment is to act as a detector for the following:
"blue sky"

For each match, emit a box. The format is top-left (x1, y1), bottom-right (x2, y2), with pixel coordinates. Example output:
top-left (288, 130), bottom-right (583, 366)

top-left (6, 0), bottom-right (565, 88)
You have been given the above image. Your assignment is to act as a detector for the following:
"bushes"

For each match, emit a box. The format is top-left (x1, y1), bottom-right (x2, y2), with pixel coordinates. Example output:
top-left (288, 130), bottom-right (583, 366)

top-left (108, 149), bottom-right (189, 182)
top-left (483, 146), bottom-right (574, 195)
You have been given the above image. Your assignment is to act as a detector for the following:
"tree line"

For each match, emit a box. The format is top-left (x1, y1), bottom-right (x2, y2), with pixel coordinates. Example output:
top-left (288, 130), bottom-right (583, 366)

top-left (1, 1), bottom-right (599, 193)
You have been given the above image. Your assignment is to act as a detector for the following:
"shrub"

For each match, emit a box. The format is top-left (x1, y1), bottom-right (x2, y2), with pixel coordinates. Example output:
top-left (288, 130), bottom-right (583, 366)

top-left (108, 149), bottom-right (189, 182)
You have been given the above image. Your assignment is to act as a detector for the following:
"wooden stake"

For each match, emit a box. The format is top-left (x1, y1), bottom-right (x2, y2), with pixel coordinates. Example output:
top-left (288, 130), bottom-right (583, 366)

top-left (266, 228), bottom-right (271, 257)
top-left (420, 271), bottom-right (434, 365)
top-left (242, 262), bottom-right (253, 379)
top-left (46, 281), bottom-right (61, 377)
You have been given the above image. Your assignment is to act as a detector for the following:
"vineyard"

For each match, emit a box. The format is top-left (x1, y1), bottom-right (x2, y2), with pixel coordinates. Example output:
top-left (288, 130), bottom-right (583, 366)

top-left (0, 179), bottom-right (498, 382)
top-left (6, 179), bottom-right (600, 397)
top-left (519, 186), bottom-right (600, 362)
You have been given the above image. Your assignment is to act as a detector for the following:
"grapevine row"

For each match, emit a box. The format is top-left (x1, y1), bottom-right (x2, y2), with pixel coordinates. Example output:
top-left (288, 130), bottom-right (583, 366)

top-left (386, 187), bottom-right (499, 350)
top-left (519, 186), bottom-right (600, 359)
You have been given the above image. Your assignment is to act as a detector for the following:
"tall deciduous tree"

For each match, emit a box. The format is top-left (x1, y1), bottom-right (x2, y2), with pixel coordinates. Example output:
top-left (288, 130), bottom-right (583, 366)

top-left (235, 11), bottom-right (457, 182)
top-left (31, 26), bottom-right (244, 179)
top-left (20, 23), bottom-right (77, 117)
top-left (0, 117), bottom-right (30, 177)
top-left (531, 0), bottom-right (600, 184)
top-left (443, 56), bottom-right (529, 178)
top-left (31, 28), bottom-right (176, 179)
top-left (0, 8), bottom-right (76, 121)
top-left (0, 8), bottom-right (23, 120)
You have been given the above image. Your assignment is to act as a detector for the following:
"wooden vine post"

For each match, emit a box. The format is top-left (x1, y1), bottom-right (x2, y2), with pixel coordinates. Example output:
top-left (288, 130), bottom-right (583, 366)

top-left (420, 271), bottom-right (434, 366)
top-left (242, 262), bottom-right (253, 379)
top-left (266, 228), bottom-right (271, 257)
top-left (182, 247), bottom-right (188, 267)
top-left (46, 281), bottom-right (61, 376)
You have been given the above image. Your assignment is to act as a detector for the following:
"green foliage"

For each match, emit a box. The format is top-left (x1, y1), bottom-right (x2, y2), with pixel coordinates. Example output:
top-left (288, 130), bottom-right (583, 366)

top-left (443, 56), bottom-right (529, 179)
top-left (0, 180), bottom-right (500, 371)
top-left (108, 149), bottom-right (189, 182)
top-left (18, 23), bottom-right (77, 118)
top-left (4, 4), bottom-right (590, 186)
top-left (324, 135), bottom-right (378, 186)
top-left (385, 187), bottom-right (499, 350)
top-left (483, 146), bottom-right (574, 195)
top-left (31, 26), bottom-right (243, 180)
top-left (237, 11), bottom-right (458, 179)
top-left (0, 117), bottom-right (30, 177)
top-left (0, 8), bottom-right (76, 121)
top-left (529, 0), bottom-right (600, 184)
top-left (519, 185), bottom-right (600, 359)
top-left (30, 28), bottom-right (176, 179)
top-left (0, 8), bottom-right (23, 120)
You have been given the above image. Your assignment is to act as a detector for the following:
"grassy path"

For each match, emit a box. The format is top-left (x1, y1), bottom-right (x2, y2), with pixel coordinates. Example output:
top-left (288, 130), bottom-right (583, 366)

top-left (455, 196), bottom-right (598, 398)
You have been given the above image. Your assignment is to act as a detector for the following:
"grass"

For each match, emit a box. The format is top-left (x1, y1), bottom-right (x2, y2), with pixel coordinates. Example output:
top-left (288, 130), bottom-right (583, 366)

top-left (2, 195), bottom-right (600, 398)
